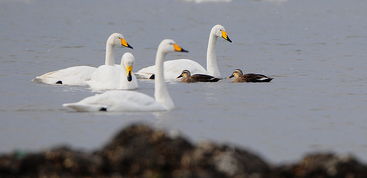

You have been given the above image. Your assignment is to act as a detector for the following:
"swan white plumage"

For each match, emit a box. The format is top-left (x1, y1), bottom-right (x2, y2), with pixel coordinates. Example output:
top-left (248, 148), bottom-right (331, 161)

top-left (32, 33), bottom-right (133, 86)
top-left (63, 39), bottom-right (188, 112)
top-left (86, 52), bottom-right (138, 91)
top-left (135, 24), bottom-right (231, 81)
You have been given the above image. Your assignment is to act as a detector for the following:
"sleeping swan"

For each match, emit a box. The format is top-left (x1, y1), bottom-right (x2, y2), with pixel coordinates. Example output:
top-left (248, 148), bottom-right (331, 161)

top-left (63, 39), bottom-right (188, 112)
top-left (32, 33), bottom-right (133, 86)
top-left (136, 24), bottom-right (231, 80)
top-left (86, 52), bottom-right (138, 91)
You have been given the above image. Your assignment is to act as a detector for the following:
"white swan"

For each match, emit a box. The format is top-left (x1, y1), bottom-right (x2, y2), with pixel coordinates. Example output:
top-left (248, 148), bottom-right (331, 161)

top-left (135, 24), bottom-right (231, 80)
top-left (32, 33), bottom-right (133, 86)
top-left (63, 39), bottom-right (188, 112)
top-left (86, 52), bottom-right (138, 91)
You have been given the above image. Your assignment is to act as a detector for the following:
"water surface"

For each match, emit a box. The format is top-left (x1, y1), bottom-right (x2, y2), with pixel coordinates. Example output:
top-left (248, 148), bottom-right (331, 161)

top-left (1, 0), bottom-right (367, 163)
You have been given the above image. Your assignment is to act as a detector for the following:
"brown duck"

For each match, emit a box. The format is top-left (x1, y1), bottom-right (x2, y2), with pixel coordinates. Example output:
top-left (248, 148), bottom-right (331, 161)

top-left (229, 69), bottom-right (273, 83)
top-left (177, 70), bottom-right (221, 83)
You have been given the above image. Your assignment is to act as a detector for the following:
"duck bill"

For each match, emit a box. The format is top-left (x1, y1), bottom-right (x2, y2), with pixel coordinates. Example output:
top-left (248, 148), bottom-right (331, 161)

top-left (228, 74), bottom-right (234, 78)
top-left (126, 65), bottom-right (133, 82)
top-left (177, 74), bottom-right (183, 78)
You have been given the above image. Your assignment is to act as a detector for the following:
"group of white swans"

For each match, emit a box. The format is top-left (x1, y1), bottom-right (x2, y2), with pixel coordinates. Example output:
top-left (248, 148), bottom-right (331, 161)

top-left (33, 25), bottom-right (272, 112)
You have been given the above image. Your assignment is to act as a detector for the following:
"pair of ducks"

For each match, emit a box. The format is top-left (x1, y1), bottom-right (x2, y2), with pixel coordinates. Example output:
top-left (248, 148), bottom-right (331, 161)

top-left (177, 69), bottom-right (273, 83)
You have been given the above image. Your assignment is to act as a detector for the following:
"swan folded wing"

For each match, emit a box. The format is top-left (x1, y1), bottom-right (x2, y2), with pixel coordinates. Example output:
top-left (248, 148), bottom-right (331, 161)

top-left (86, 65), bottom-right (122, 91)
top-left (136, 59), bottom-right (207, 80)
top-left (33, 66), bottom-right (96, 86)
top-left (62, 103), bottom-right (107, 112)
top-left (87, 65), bottom-right (138, 91)
top-left (135, 65), bottom-right (156, 79)
top-left (164, 59), bottom-right (207, 80)
top-left (63, 92), bottom-right (114, 112)
top-left (63, 91), bottom-right (164, 112)
top-left (112, 92), bottom-right (164, 111)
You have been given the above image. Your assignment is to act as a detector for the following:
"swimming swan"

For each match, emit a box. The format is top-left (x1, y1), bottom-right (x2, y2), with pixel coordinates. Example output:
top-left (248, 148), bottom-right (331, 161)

top-left (63, 39), bottom-right (188, 112)
top-left (86, 52), bottom-right (138, 91)
top-left (32, 33), bottom-right (133, 86)
top-left (136, 24), bottom-right (231, 80)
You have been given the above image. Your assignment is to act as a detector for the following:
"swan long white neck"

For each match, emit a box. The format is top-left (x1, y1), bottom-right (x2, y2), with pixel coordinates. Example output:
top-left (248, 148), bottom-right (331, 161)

top-left (206, 32), bottom-right (221, 77)
top-left (154, 48), bottom-right (175, 110)
top-left (105, 43), bottom-right (116, 66)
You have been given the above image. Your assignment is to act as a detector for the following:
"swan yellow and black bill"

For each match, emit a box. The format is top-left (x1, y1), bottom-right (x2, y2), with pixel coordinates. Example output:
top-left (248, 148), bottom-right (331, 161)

top-left (221, 30), bottom-right (232, 43)
top-left (126, 65), bottom-right (133, 82)
top-left (173, 43), bottom-right (189, 53)
top-left (119, 38), bottom-right (133, 49)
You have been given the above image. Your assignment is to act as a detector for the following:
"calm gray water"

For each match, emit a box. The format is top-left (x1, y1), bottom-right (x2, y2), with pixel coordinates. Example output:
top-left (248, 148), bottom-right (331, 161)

top-left (1, 0), bottom-right (367, 163)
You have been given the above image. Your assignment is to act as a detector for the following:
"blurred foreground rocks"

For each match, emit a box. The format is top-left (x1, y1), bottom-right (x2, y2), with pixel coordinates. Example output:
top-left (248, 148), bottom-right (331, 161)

top-left (1, 124), bottom-right (367, 177)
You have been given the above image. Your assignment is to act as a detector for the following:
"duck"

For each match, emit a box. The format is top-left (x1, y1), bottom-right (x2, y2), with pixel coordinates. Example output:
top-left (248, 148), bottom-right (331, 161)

top-left (86, 52), bottom-right (138, 91)
top-left (177, 70), bottom-right (220, 83)
top-left (135, 24), bottom-right (231, 81)
top-left (229, 69), bottom-right (273, 83)
top-left (62, 39), bottom-right (188, 112)
top-left (32, 33), bottom-right (133, 86)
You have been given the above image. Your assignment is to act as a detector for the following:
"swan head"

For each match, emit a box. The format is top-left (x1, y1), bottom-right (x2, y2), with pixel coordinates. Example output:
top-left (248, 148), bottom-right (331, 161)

top-left (159, 39), bottom-right (189, 54)
top-left (108, 33), bottom-right (133, 49)
top-left (211, 24), bottom-right (232, 43)
top-left (121, 52), bottom-right (135, 82)
top-left (177, 70), bottom-right (191, 79)
top-left (229, 69), bottom-right (243, 78)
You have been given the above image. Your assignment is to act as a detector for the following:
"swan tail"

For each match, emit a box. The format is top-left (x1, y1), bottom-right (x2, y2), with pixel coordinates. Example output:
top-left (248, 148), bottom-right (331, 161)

top-left (32, 77), bottom-right (43, 83)
top-left (63, 103), bottom-right (107, 112)
top-left (32, 76), bottom-right (62, 85)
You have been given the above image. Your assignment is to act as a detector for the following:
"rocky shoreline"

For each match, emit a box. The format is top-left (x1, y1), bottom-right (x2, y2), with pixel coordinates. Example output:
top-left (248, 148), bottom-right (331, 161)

top-left (1, 124), bottom-right (366, 177)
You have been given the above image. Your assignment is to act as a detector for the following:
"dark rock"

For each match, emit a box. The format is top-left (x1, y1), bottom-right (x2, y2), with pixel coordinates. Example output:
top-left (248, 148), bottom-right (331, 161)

top-left (180, 141), bottom-right (270, 178)
top-left (273, 153), bottom-right (367, 178)
top-left (1, 124), bottom-right (367, 178)
top-left (0, 146), bottom-right (102, 177)
top-left (99, 124), bottom-right (194, 177)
